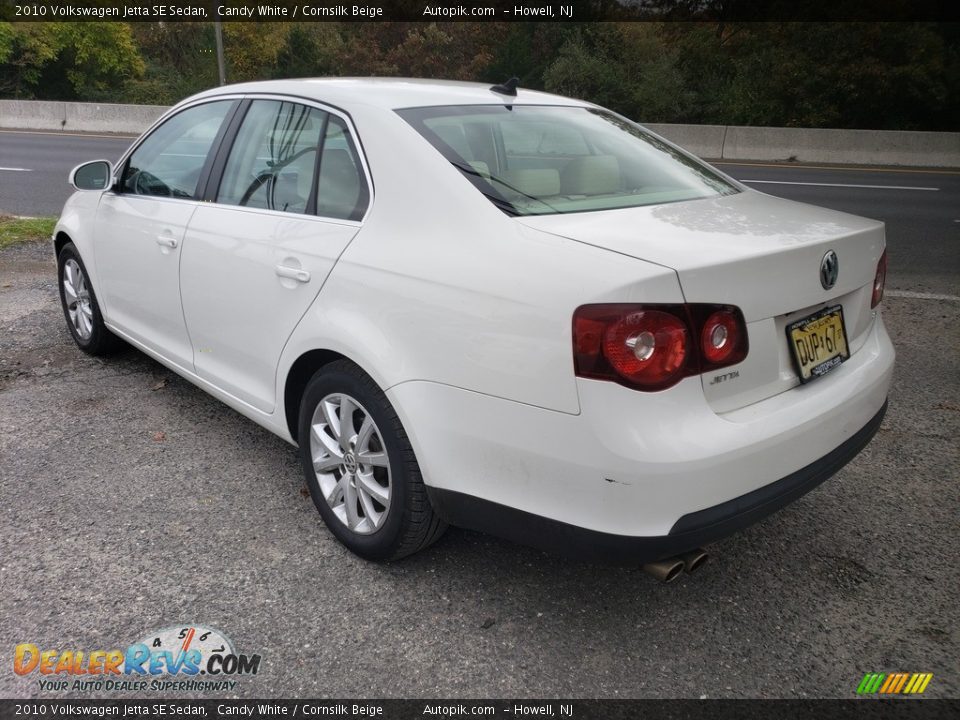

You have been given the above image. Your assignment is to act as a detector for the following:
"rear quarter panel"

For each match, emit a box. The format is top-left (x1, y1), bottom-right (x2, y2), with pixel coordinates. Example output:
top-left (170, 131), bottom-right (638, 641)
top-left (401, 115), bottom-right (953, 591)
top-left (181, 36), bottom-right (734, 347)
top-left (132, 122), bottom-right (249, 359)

top-left (276, 104), bottom-right (685, 417)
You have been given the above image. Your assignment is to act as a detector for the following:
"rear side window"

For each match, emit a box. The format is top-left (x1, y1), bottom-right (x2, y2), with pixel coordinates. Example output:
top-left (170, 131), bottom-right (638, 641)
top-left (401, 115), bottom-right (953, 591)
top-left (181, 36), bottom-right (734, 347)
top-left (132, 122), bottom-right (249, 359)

top-left (122, 101), bottom-right (233, 199)
top-left (315, 116), bottom-right (369, 221)
top-left (216, 100), bottom-right (325, 215)
top-left (215, 100), bottom-right (369, 221)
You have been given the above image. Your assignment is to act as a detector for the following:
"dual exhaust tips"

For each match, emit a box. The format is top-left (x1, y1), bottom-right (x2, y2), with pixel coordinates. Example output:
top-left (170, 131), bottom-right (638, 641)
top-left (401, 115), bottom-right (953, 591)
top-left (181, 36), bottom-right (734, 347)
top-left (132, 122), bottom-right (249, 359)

top-left (642, 548), bottom-right (709, 583)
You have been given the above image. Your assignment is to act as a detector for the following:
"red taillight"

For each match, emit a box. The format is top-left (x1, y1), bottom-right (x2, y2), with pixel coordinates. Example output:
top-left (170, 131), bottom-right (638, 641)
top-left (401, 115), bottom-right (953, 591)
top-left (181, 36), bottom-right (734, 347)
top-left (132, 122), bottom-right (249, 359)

top-left (700, 310), bottom-right (742, 366)
top-left (573, 304), bottom-right (747, 391)
top-left (603, 310), bottom-right (689, 388)
top-left (871, 250), bottom-right (887, 308)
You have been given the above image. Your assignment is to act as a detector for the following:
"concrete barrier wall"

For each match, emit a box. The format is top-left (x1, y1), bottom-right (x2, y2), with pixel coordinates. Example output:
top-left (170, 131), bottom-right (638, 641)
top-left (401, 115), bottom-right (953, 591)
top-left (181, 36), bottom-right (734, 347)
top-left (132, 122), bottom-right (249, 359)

top-left (648, 123), bottom-right (959, 167)
top-left (643, 123), bottom-right (727, 160)
top-left (720, 126), bottom-right (960, 168)
top-left (0, 99), bottom-right (167, 135)
top-left (2, 99), bottom-right (958, 167)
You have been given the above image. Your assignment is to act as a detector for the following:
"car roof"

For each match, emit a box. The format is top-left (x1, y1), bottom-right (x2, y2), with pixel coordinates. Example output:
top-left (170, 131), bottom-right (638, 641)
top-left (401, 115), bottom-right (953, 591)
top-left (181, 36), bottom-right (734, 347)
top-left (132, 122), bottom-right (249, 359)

top-left (185, 77), bottom-right (593, 111)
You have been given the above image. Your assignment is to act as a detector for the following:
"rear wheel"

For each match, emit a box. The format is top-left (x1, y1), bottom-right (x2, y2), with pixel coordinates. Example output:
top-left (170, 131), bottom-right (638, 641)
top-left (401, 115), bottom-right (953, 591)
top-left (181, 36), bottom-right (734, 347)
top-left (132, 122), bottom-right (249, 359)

top-left (57, 242), bottom-right (123, 355)
top-left (298, 360), bottom-right (446, 560)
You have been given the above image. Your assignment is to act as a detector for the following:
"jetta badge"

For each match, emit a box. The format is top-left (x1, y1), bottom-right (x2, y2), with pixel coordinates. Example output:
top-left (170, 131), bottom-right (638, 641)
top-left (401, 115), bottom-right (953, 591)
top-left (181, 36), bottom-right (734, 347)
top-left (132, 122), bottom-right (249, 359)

top-left (820, 250), bottom-right (839, 290)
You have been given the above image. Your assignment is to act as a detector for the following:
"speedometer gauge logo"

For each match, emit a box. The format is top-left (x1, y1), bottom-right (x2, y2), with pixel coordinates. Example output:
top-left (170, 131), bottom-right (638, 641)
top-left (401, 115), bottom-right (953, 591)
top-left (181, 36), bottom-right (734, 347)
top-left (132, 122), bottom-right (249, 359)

top-left (136, 625), bottom-right (235, 673)
top-left (127, 623), bottom-right (259, 677)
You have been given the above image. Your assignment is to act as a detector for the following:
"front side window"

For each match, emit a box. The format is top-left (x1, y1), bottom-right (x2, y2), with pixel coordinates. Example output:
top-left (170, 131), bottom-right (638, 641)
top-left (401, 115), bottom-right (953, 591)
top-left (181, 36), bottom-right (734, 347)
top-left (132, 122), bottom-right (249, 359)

top-left (398, 105), bottom-right (739, 216)
top-left (122, 101), bottom-right (233, 199)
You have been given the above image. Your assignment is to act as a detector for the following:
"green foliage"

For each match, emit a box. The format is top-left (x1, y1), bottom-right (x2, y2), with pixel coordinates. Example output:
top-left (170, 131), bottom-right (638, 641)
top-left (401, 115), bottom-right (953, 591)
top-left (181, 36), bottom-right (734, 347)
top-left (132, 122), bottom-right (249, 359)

top-left (0, 21), bottom-right (956, 131)
top-left (481, 23), bottom-right (567, 87)
top-left (544, 24), bottom-right (694, 122)
top-left (0, 23), bottom-right (60, 95)
top-left (116, 23), bottom-right (217, 104)
top-left (669, 22), bottom-right (959, 130)
top-left (0, 22), bottom-right (15, 64)
top-left (272, 25), bottom-right (344, 79)
top-left (0, 22), bottom-right (142, 99)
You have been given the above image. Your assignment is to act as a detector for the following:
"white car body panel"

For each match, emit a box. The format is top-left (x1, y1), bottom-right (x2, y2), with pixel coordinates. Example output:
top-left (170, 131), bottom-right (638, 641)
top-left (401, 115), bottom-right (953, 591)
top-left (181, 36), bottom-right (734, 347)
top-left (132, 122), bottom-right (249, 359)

top-left (277, 100), bottom-right (686, 416)
top-left (51, 78), bottom-right (895, 555)
top-left (517, 191), bottom-right (885, 322)
top-left (389, 313), bottom-right (892, 536)
top-left (180, 205), bottom-right (359, 413)
top-left (94, 193), bottom-right (199, 370)
top-left (519, 191), bottom-right (886, 412)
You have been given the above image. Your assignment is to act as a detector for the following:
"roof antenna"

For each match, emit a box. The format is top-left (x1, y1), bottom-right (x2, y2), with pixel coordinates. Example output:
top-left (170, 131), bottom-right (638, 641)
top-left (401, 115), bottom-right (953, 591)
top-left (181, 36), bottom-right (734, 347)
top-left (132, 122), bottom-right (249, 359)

top-left (490, 77), bottom-right (519, 97)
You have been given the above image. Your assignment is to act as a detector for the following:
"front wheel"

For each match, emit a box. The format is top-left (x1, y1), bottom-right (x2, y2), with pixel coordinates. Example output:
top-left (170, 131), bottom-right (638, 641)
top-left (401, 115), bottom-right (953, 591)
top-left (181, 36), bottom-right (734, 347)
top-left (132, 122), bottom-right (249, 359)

top-left (298, 360), bottom-right (447, 560)
top-left (57, 242), bottom-right (123, 355)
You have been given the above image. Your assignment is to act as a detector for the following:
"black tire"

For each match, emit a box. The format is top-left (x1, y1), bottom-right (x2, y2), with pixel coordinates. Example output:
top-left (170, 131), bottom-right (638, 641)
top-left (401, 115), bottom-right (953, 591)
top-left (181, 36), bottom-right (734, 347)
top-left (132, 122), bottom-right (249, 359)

top-left (56, 242), bottom-right (124, 356)
top-left (298, 360), bottom-right (447, 561)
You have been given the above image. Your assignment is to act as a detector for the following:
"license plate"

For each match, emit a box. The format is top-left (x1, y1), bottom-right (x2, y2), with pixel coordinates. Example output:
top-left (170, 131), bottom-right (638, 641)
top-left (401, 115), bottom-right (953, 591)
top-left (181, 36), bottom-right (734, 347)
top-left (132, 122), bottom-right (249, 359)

top-left (787, 305), bottom-right (850, 383)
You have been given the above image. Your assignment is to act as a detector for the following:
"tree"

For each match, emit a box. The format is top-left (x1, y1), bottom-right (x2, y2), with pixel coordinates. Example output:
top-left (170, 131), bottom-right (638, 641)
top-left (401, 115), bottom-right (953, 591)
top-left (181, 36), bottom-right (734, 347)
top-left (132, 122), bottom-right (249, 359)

top-left (122, 23), bottom-right (217, 104)
top-left (0, 22), bottom-right (143, 99)
top-left (543, 24), bottom-right (694, 123)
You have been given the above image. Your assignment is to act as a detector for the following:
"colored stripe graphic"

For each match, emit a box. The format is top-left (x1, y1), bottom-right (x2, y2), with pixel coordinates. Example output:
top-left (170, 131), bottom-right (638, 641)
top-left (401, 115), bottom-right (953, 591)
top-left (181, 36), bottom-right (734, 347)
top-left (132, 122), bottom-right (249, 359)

top-left (858, 673), bottom-right (933, 695)
top-left (857, 673), bottom-right (885, 694)
top-left (879, 674), bottom-right (897, 693)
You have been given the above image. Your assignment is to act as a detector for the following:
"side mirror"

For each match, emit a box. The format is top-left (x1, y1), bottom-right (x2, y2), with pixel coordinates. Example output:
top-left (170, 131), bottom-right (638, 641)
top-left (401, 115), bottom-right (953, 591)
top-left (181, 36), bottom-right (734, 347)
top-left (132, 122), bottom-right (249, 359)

top-left (69, 160), bottom-right (113, 191)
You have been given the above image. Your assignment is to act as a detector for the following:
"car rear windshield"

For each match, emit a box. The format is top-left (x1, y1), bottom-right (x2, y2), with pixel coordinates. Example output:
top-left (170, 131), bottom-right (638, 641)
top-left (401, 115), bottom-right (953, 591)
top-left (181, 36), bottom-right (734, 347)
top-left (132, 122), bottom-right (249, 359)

top-left (397, 105), bottom-right (739, 216)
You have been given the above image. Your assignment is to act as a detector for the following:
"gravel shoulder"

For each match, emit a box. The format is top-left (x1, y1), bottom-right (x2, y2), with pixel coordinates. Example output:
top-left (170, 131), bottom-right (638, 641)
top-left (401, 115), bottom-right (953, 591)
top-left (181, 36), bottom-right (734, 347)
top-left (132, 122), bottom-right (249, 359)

top-left (1, 239), bottom-right (957, 699)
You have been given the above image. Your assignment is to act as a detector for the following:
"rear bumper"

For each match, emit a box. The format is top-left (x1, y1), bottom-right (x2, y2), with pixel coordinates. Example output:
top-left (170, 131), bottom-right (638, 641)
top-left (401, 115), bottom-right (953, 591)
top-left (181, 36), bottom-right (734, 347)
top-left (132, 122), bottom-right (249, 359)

top-left (388, 312), bottom-right (894, 555)
top-left (426, 400), bottom-right (886, 563)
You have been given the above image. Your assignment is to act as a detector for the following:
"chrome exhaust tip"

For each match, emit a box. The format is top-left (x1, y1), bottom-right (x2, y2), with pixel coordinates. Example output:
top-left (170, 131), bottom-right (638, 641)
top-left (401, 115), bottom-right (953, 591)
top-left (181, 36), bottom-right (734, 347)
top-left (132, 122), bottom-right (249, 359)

top-left (642, 557), bottom-right (685, 583)
top-left (680, 548), bottom-right (709, 574)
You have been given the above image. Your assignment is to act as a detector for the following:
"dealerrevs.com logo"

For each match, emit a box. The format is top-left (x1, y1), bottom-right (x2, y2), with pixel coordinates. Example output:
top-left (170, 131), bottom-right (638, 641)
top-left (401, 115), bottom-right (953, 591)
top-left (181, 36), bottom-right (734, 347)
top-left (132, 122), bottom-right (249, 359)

top-left (14, 624), bottom-right (261, 693)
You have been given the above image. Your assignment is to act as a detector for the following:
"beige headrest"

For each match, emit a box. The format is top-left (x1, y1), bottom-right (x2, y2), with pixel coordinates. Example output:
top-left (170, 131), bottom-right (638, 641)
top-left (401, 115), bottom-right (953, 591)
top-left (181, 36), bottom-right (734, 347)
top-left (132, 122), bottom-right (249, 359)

top-left (498, 168), bottom-right (561, 197)
top-left (561, 155), bottom-right (620, 195)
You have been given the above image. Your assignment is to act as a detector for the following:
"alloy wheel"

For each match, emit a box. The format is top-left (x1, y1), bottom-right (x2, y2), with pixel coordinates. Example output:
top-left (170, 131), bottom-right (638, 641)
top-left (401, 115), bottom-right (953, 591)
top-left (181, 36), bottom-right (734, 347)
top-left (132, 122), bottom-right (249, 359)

top-left (63, 258), bottom-right (93, 341)
top-left (309, 393), bottom-right (392, 535)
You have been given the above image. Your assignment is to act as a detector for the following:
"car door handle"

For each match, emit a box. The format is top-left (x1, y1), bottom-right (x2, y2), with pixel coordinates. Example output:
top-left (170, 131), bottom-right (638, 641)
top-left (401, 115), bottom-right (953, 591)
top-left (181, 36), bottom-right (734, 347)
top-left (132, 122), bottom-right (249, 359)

top-left (156, 236), bottom-right (178, 248)
top-left (275, 265), bottom-right (311, 283)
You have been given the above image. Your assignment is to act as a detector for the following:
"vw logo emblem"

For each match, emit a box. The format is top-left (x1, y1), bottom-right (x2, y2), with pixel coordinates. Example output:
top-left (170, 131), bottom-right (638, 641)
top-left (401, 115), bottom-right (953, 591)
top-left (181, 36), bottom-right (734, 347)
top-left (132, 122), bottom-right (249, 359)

top-left (343, 452), bottom-right (359, 474)
top-left (820, 250), bottom-right (839, 290)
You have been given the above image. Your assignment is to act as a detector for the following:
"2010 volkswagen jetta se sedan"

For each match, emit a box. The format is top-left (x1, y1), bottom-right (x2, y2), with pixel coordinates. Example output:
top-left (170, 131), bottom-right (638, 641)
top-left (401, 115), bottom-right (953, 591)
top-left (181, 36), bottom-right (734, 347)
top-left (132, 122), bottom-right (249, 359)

top-left (55, 78), bottom-right (893, 570)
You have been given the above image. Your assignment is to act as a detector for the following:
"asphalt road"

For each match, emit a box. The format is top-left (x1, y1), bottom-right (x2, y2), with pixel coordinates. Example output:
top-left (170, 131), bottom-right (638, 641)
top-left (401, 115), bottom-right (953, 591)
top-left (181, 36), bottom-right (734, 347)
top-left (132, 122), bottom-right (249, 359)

top-left (0, 130), bottom-right (958, 700)
top-left (0, 130), bottom-right (135, 217)
top-left (2, 128), bottom-right (958, 298)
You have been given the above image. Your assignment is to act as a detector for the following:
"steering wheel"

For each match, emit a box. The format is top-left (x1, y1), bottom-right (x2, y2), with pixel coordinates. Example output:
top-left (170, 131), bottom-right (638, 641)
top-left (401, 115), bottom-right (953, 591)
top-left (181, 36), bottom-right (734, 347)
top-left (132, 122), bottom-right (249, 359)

top-left (133, 169), bottom-right (173, 197)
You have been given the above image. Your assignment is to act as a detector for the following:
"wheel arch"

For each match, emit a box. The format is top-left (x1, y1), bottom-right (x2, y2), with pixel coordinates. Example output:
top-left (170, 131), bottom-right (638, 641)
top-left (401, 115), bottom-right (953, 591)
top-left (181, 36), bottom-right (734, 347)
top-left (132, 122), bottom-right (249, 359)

top-left (283, 349), bottom-right (353, 444)
top-left (54, 231), bottom-right (74, 259)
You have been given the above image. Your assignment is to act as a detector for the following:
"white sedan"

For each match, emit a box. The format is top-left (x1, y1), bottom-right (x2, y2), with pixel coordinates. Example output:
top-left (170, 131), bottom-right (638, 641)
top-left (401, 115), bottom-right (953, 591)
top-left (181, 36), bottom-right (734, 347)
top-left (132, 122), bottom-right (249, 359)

top-left (55, 78), bottom-right (893, 580)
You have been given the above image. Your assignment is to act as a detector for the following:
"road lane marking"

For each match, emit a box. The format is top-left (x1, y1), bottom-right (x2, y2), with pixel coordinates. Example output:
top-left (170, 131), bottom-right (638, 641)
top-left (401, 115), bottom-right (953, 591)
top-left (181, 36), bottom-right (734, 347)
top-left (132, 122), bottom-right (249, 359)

top-left (0, 129), bottom-right (137, 140)
top-left (742, 179), bottom-right (939, 191)
top-left (713, 161), bottom-right (960, 176)
top-left (887, 290), bottom-right (960, 301)
top-left (0, 167), bottom-right (32, 172)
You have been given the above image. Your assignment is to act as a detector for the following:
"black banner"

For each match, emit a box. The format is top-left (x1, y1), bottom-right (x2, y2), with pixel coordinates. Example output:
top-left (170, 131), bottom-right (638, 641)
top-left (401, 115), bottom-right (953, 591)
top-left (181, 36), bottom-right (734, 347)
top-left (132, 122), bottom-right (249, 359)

top-left (1, 0), bottom-right (957, 23)
top-left (1, 700), bottom-right (959, 720)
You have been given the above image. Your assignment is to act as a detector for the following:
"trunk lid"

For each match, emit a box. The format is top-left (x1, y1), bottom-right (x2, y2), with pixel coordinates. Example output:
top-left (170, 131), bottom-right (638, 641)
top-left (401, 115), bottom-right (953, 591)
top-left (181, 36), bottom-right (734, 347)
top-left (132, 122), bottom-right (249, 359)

top-left (519, 190), bottom-right (886, 411)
